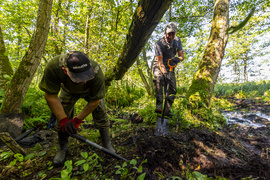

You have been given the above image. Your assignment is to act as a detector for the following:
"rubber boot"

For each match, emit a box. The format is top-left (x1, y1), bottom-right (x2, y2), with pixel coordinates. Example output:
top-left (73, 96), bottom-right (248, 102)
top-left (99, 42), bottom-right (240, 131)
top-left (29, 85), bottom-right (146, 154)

top-left (53, 132), bottom-right (69, 166)
top-left (99, 127), bottom-right (116, 153)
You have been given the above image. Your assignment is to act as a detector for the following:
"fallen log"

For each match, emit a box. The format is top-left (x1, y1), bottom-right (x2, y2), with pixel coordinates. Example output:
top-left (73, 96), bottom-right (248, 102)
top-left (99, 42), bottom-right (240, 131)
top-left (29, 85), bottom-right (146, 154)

top-left (0, 132), bottom-right (26, 155)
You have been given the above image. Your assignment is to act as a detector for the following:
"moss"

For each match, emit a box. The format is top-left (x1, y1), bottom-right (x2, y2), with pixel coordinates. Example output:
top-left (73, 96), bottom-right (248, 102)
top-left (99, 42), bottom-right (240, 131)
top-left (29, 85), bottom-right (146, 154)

top-left (0, 55), bottom-right (14, 89)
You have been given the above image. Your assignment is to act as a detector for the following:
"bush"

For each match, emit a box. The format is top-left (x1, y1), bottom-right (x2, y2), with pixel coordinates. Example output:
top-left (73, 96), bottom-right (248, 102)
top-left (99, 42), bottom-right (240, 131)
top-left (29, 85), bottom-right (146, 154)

top-left (106, 80), bottom-right (145, 108)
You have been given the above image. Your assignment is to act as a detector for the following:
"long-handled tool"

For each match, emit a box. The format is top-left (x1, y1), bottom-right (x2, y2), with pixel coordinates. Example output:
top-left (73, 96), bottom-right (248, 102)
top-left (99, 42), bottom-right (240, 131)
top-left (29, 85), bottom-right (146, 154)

top-left (71, 134), bottom-right (128, 161)
top-left (155, 59), bottom-right (177, 136)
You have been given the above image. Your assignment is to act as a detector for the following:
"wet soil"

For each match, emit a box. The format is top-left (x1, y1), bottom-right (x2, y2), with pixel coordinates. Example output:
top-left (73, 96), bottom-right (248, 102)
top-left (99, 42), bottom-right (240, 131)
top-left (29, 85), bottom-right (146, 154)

top-left (116, 98), bottom-right (270, 179)
top-left (0, 98), bottom-right (270, 179)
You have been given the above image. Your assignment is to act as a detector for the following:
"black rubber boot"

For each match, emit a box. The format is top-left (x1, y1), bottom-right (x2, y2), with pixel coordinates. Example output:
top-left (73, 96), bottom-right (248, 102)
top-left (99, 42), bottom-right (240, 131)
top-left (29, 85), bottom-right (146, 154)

top-left (99, 127), bottom-right (116, 153)
top-left (53, 132), bottom-right (68, 167)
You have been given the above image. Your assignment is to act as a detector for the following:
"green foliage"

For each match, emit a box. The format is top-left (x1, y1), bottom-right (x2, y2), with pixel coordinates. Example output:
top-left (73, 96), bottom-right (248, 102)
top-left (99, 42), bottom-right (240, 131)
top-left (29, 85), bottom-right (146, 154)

top-left (210, 97), bottom-right (234, 111)
top-left (0, 150), bottom-right (13, 162)
top-left (106, 80), bottom-right (145, 108)
top-left (132, 96), bottom-right (156, 124)
top-left (50, 152), bottom-right (105, 180)
top-left (263, 89), bottom-right (270, 101)
top-left (22, 87), bottom-right (51, 129)
top-left (0, 89), bottom-right (5, 104)
top-left (115, 158), bottom-right (147, 180)
top-left (214, 81), bottom-right (270, 99)
top-left (9, 153), bottom-right (24, 167)
top-left (25, 153), bottom-right (36, 161)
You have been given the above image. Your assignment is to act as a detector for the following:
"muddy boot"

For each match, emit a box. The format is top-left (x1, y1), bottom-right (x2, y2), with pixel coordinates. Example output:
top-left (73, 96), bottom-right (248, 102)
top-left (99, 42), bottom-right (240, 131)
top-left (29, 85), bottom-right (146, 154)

top-left (53, 132), bottom-right (68, 167)
top-left (99, 127), bottom-right (116, 153)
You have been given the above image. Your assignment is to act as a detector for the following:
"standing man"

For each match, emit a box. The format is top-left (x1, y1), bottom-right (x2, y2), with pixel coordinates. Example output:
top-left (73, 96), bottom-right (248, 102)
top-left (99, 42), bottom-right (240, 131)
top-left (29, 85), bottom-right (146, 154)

top-left (152, 22), bottom-right (184, 117)
top-left (39, 51), bottom-right (115, 166)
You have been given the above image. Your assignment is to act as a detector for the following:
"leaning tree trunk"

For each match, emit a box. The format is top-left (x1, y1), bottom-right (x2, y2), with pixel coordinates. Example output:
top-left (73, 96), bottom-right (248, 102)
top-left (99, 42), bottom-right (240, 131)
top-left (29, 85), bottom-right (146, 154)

top-left (104, 0), bottom-right (173, 88)
top-left (0, 25), bottom-right (14, 91)
top-left (0, 0), bottom-right (53, 114)
top-left (186, 0), bottom-right (229, 106)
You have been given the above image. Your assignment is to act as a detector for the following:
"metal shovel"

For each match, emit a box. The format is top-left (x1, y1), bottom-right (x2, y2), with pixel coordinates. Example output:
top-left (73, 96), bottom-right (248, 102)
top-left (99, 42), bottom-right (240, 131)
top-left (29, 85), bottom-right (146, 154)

top-left (71, 134), bottom-right (128, 161)
top-left (155, 59), bottom-right (177, 136)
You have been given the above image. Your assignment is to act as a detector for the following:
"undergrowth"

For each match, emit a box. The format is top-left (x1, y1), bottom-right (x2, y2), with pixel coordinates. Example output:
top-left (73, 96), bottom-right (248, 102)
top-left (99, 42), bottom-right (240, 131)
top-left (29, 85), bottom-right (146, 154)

top-left (1, 80), bottom-right (270, 179)
top-left (214, 80), bottom-right (270, 100)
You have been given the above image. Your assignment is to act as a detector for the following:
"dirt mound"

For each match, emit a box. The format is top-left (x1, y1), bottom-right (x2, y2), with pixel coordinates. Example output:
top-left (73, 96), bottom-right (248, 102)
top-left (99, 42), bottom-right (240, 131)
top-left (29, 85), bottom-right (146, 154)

top-left (128, 126), bottom-right (270, 179)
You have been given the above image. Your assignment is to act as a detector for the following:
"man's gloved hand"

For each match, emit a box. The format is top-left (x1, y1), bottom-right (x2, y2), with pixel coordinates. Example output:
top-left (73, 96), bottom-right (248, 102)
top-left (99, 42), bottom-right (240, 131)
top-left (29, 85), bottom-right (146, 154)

top-left (71, 117), bottom-right (82, 131)
top-left (59, 117), bottom-right (77, 136)
top-left (172, 57), bottom-right (181, 64)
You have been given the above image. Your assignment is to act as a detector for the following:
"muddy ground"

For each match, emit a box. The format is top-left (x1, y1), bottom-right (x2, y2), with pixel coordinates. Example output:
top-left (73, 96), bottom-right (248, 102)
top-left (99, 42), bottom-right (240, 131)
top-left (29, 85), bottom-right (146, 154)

top-left (1, 98), bottom-right (270, 179)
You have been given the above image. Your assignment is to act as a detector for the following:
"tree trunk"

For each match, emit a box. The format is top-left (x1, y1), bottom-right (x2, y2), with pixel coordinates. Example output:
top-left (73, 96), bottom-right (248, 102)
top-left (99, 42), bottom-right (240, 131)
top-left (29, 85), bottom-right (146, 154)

top-left (0, 26), bottom-right (14, 90)
top-left (104, 0), bottom-right (173, 88)
top-left (233, 58), bottom-right (239, 84)
top-left (84, 3), bottom-right (93, 54)
top-left (186, 0), bottom-right (229, 106)
top-left (243, 51), bottom-right (248, 82)
top-left (137, 51), bottom-right (154, 96)
top-left (137, 48), bottom-right (154, 96)
top-left (0, 0), bottom-right (53, 114)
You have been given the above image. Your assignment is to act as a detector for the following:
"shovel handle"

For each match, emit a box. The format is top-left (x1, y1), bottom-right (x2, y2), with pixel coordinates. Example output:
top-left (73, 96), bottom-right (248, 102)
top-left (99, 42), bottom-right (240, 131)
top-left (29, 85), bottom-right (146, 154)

top-left (71, 134), bottom-right (128, 161)
top-left (168, 59), bottom-right (177, 72)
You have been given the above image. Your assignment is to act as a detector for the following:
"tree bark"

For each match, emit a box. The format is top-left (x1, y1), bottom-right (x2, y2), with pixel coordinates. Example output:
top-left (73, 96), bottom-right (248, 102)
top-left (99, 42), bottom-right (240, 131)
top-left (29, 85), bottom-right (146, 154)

top-left (0, 0), bottom-right (53, 114)
top-left (0, 25), bottom-right (14, 90)
top-left (0, 132), bottom-right (26, 156)
top-left (186, 0), bottom-right (229, 106)
top-left (104, 0), bottom-right (173, 88)
top-left (53, 0), bottom-right (62, 55)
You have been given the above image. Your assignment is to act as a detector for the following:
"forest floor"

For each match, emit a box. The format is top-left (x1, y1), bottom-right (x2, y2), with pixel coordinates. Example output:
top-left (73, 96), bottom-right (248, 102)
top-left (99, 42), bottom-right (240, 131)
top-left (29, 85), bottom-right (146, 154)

top-left (1, 98), bottom-right (270, 180)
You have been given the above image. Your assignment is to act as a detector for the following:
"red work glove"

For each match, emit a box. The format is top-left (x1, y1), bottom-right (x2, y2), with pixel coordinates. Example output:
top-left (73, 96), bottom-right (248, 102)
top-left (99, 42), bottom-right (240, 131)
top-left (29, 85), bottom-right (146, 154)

top-left (71, 117), bottom-right (82, 131)
top-left (59, 117), bottom-right (77, 136)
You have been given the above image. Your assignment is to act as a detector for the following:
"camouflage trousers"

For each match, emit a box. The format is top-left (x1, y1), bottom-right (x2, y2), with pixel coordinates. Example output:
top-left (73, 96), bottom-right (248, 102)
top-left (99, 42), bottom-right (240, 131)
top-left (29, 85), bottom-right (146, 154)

top-left (153, 67), bottom-right (177, 114)
top-left (53, 89), bottom-right (110, 131)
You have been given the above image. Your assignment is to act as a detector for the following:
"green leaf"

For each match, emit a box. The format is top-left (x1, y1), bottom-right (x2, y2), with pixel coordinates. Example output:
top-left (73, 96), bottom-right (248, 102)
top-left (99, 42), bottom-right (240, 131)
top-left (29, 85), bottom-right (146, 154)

top-left (61, 169), bottom-right (70, 180)
top-left (38, 151), bottom-right (47, 157)
top-left (64, 160), bottom-right (73, 171)
top-left (192, 171), bottom-right (206, 179)
top-left (130, 159), bottom-right (137, 165)
top-left (14, 153), bottom-right (24, 162)
top-left (9, 159), bottom-right (17, 166)
top-left (25, 153), bottom-right (35, 161)
top-left (122, 162), bottom-right (127, 168)
top-left (81, 152), bottom-right (88, 159)
top-left (83, 163), bottom-right (89, 171)
top-left (122, 168), bottom-right (128, 176)
top-left (137, 165), bottom-right (143, 173)
top-left (0, 151), bottom-right (13, 162)
top-left (142, 159), bottom-right (148, 164)
top-left (33, 143), bottom-right (42, 151)
top-left (115, 169), bottom-right (121, 175)
top-left (75, 159), bottom-right (86, 166)
top-left (137, 173), bottom-right (146, 180)
top-left (3, 74), bottom-right (12, 80)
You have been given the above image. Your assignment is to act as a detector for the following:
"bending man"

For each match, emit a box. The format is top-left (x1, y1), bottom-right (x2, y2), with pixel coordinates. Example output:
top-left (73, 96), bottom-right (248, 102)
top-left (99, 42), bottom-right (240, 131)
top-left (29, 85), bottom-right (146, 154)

top-left (39, 51), bottom-right (115, 166)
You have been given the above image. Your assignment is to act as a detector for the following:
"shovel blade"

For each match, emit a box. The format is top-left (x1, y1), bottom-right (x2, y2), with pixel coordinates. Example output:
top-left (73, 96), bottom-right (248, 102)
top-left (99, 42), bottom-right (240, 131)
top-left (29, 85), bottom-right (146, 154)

top-left (155, 117), bottom-right (169, 136)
